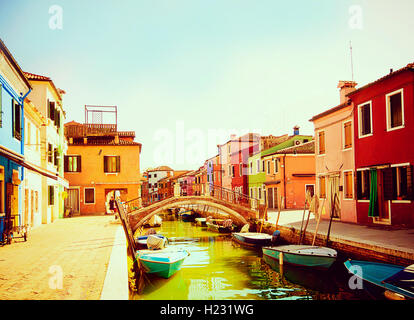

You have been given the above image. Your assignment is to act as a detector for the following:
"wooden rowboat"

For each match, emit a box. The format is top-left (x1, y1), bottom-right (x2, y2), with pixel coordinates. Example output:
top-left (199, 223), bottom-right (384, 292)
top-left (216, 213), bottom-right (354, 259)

top-left (195, 217), bottom-right (207, 227)
top-left (206, 219), bottom-right (233, 233)
top-left (262, 245), bottom-right (337, 270)
top-left (232, 232), bottom-right (277, 248)
top-left (135, 234), bottom-right (168, 250)
top-left (136, 247), bottom-right (189, 279)
top-left (344, 260), bottom-right (414, 300)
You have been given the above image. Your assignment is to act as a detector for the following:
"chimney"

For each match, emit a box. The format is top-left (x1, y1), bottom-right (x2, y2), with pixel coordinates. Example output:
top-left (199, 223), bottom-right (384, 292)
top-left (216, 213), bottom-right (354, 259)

top-left (114, 134), bottom-right (120, 144)
top-left (230, 134), bottom-right (237, 140)
top-left (293, 126), bottom-right (300, 136)
top-left (338, 81), bottom-right (357, 104)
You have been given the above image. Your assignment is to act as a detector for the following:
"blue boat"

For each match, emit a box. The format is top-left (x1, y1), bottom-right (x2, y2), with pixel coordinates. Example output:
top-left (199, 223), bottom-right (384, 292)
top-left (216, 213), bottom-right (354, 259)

top-left (262, 245), bottom-right (337, 270)
top-left (232, 231), bottom-right (279, 248)
top-left (135, 234), bottom-right (168, 249)
top-left (136, 247), bottom-right (189, 279)
top-left (344, 260), bottom-right (414, 300)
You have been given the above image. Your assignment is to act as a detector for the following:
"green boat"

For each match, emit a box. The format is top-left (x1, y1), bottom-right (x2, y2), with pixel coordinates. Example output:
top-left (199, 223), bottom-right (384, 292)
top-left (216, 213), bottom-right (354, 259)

top-left (262, 245), bottom-right (337, 270)
top-left (136, 247), bottom-right (189, 279)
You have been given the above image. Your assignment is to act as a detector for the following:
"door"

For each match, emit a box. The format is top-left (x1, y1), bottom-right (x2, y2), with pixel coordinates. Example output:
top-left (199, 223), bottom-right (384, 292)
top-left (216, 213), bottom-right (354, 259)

top-left (375, 169), bottom-right (391, 224)
top-left (66, 188), bottom-right (80, 214)
top-left (327, 175), bottom-right (341, 219)
top-left (268, 187), bottom-right (274, 209)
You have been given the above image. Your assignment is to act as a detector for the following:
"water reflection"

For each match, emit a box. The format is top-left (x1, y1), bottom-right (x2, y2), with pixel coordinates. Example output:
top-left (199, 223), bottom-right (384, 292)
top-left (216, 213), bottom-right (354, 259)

top-left (131, 217), bottom-right (373, 300)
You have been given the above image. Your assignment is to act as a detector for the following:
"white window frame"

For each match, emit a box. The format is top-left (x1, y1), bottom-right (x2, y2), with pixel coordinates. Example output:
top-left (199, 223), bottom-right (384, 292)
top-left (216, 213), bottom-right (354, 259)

top-left (256, 159), bottom-right (260, 173)
top-left (342, 120), bottom-right (353, 151)
top-left (391, 162), bottom-right (412, 203)
top-left (84, 187), bottom-right (95, 205)
top-left (386, 88), bottom-right (405, 132)
top-left (358, 100), bottom-right (373, 138)
top-left (318, 175), bottom-right (327, 200)
top-left (342, 170), bottom-right (354, 200)
top-left (274, 158), bottom-right (279, 174)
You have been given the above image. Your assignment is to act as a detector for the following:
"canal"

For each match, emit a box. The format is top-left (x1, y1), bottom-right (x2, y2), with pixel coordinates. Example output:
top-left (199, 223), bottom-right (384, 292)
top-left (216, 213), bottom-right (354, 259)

top-left (130, 213), bottom-right (376, 300)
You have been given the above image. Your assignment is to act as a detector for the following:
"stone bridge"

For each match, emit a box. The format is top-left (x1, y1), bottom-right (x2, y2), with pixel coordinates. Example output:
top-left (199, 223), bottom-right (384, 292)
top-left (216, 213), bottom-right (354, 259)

top-left (126, 195), bottom-right (263, 234)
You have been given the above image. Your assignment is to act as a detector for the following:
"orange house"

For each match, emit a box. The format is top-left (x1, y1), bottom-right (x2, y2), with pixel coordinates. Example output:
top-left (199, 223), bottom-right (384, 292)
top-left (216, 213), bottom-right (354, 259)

top-left (63, 120), bottom-right (142, 215)
top-left (262, 141), bottom-right (315, 210)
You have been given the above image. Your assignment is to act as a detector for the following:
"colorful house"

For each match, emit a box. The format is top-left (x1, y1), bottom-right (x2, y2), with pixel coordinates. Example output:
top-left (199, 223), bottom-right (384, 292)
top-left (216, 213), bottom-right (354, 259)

top-left (310, 81), bottom-right (357, 223)
top-left (347, 63), bottom-right (414, 227)
top-left (205, 154), bottom-right (222, 195)
top-left (24, 71), bottom-right (68, 223)
top-left (248, 131), bottom-right (313, 207)
top-left (0, 39), bottom-right (32, 238)
top-left (262, 141), bottom-right (315, 210)
top-left (64, 107), bottom-right (142, 215)
top-left (147, 166), bottom-right (173, 202)
top-left (179, 171), bottom-right (196, 196)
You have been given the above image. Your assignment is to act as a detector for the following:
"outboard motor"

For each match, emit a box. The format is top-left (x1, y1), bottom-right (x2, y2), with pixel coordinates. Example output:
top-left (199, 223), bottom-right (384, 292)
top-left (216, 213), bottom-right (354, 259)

top-left (272, 230), bottom-right (280, 244)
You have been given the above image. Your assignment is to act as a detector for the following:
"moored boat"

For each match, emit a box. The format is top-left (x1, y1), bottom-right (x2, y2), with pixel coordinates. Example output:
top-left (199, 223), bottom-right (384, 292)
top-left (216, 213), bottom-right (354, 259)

top-left (262, 245), bottom-right (337, 270)
top-left (136, 247), bottom-right (189, 279)
top-left (344, 260), bottom-right (414, 300)
top-left (143, 214), bottom-right (162, 228)
top-left (135, 234), bottom-right (168, 249)
top-left (232, 231), bottom-right (279, 248)
top-left (206, 219), bottom-right (234, 233)
top-left (195, 217), bottom-right (207, 227)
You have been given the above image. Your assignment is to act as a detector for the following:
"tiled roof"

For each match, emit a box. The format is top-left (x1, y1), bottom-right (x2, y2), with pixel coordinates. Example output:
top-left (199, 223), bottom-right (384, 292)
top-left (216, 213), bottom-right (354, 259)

top-left (273, 140), bottom-right (315, 155)
top-left (23, 72), bottom-right (51, 81)
top-left (147, 166), bottom-right (173, 172)
top-left (261, 135), bottom-right (314, 157)
top-left (347, 62), bottom-right (414, 97)
top-left (70, 138), bottom-right (141, 146)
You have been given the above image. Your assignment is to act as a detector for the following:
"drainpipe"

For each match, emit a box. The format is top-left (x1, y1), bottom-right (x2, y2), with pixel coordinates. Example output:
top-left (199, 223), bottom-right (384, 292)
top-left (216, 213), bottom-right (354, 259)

top-left (20, 88), bottom-right (32, 181)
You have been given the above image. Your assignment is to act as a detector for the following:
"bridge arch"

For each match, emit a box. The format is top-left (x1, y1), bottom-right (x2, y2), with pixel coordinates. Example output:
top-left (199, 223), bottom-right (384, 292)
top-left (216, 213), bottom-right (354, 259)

top-left (128, 196), bottom-right (256, 233)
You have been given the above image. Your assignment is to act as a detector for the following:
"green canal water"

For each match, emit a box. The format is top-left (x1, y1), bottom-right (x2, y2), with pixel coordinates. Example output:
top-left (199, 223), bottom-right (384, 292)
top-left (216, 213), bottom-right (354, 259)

top-left (131, 215), bottom-right (374, 300)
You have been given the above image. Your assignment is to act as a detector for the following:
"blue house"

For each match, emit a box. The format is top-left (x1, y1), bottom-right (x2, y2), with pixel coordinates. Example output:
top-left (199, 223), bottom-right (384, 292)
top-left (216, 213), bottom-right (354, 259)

top-left (0, 39), bottom-right (32, 241)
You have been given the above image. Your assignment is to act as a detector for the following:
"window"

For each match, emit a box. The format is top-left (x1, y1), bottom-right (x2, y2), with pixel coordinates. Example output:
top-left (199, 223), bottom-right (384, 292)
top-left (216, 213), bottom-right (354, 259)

top-left (256, 159), bottom-right (260, 173)
top-left (387, 90), bottom-right (404, 130)
top-left (148, 174), bottom-right (152, 178)
top-left (239, 163), bottom-right (242, 176)
top-left (250, 188), bottom-right (253, 198)
top-left (48, 144), bottom-right (53, 163)
top-left (84, 188), bottom-right (95, 204)
top-left (53, 148), bottom-right (58, 166)
top-left (358, 102), bottom-right (372, 137)
top-left (154, 174), bottom-right (157, 178)
top-left (388, 165), bottom-right (413, 201)
top-left (231, 165), bottom-right (235, 177)
top-left (319, 176), bottom-right (326, 199)
top-left (267, 161), bottom-right (270, 174)
top-left (104, 156), bottom-right (120, 173)
top-left (48, 186), bottom-right (54, 205)
top-left (274, 159), bottom-right (279, 173)
top-left (343, 121), bottom-right (352, 149)
top-left (154, 183), bottom-right (158, 188)
top-left (318, 131), bottom-right (325, 154)
top-left (64, 155), bottom-right (81, 172)
top-left (48, 100), bottom-right (55, 121)
top-left (228, 165), bottom-right (231, 177)
top-left (258, 187), bottom-right (262, 199)
top-left (262, 161), bottom-right (265, 172)
top-left (13, 100), bottom-right (21, 140)
top-left (249, 162), bottom-right (253, 174)
top-left (344, 171), bottom-right (353, 199)
top-left (356, 170), bottom-right (371, 200)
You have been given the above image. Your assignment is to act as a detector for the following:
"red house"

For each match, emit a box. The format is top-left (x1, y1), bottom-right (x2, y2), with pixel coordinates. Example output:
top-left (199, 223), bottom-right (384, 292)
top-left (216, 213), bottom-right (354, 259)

top-left (347, 63), bottom-right (414, 227)
top-left (231, 144), bottom-right (259, 195)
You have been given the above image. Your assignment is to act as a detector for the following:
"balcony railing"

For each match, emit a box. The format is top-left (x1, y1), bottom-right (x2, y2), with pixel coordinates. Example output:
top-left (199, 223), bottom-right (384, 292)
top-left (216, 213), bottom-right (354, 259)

top-left (65, 123), bottom-right (117, 138)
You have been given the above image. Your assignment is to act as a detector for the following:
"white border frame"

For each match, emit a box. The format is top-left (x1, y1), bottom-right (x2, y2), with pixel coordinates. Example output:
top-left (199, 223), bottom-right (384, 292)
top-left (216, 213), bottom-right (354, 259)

top-left (358, 100), bottom-right (373, 138)
top-left (386, 88), bottom-right (405, 132)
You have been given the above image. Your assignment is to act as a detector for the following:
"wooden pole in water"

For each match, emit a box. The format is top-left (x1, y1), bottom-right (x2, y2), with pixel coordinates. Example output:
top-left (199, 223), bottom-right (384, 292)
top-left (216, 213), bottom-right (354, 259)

top-left (275, 195), bottom-right (282, 230)
top-left (326, 193), bottom-right (337, 247)
top-left (298, 200), bottom-right (307, 244)
top-left (279, 252), bottom-right (284, 276)
top-left (312, 199), bottom-right (325, 246)
top-left (300, 192), bottom-right (312, 244)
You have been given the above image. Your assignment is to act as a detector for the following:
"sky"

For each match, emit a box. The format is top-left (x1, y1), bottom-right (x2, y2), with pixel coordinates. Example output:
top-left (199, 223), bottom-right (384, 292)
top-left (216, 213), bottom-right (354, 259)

top-left (1, 0), bottom-right (413, 171)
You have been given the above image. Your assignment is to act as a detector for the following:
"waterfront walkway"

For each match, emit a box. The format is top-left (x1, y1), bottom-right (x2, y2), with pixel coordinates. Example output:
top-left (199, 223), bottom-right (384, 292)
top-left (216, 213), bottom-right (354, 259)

top-left (267, 209), bottom-right (414, 264)
top-left (0, 215), bottom-right (127, 300)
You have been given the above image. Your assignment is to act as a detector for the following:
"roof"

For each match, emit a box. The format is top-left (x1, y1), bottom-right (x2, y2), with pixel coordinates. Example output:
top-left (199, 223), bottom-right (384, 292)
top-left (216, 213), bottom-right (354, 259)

top-left (347, 62), bottom-right (414, 98)
top-left (272, 140), bottom-right (315, 155)
top-left (69, 137), bottom-right (141, 146)
top-left (261, 135), bottom-right (314, 157)
top-left (158, 170), bottom-right (191, 182)
top-left (23, 71), bottom-right (63, 101)
top-left (147, 166), bottom-right (173, 172)
top-left (0, 38), bottom-right (32, 90)
top-left (309, 102), bottom-right (350, 122)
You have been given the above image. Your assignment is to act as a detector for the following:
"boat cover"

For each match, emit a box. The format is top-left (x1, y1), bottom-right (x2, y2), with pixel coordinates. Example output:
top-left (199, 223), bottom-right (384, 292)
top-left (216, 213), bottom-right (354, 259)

top-left (240, 224), bottom-right (250, 233)
top-left (147, 234), bottom-right (166, 250)
top-left (382, 265), bottom-right (414, 297)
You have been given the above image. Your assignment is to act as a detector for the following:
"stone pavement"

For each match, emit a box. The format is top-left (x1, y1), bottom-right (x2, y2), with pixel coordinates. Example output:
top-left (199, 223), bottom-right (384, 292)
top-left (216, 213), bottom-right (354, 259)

top-left (0, 215), bottom-right (124, 300)
top-left (266, 209), bottom-right (414, 263)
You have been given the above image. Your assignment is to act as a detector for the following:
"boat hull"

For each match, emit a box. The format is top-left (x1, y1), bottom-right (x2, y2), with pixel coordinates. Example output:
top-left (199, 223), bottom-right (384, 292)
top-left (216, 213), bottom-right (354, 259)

top-left (232, 232), bottom-right (273, 247)
top-left (137, 250), bottom-right (189, 279)
top-left (206, 221), bottom-right (233, 233)
top-left (262, 245), bottom-right (337, 270)
top-left (195, 218), bottom-right (207, 227)
top-left (344, 260), bottom-right (414, 300)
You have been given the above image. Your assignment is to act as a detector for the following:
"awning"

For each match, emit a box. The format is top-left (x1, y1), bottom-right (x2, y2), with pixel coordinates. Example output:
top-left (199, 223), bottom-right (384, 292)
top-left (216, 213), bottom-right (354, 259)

top-left (264, 180), bottom-right (281, 186)
top-left (22, 161), bottom-right (58, 181)
top-left (292, 173), bottom-right (315, 177)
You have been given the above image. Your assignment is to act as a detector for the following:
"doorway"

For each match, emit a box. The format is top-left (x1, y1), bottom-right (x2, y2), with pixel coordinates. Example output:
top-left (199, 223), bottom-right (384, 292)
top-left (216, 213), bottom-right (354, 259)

top-left (66, 188), bottom-right (80, 215)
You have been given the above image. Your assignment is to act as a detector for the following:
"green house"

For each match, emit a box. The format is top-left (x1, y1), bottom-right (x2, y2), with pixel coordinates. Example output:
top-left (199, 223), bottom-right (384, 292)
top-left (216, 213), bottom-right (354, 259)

top-left (248, 135), bottom-right (313, 205)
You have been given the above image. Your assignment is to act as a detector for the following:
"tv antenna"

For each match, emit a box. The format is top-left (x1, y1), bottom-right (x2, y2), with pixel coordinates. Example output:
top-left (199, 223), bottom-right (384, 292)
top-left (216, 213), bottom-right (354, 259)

top-left (350, 41), bottom-right (354, 81)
